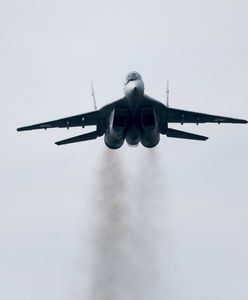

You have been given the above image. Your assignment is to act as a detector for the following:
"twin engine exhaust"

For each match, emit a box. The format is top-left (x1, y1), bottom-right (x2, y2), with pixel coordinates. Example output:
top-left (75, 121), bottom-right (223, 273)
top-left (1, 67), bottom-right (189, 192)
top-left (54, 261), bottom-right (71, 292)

top-left (104, 106), bottom-right (160, 149)
top-left (104, 107), bottom-right (127, 149)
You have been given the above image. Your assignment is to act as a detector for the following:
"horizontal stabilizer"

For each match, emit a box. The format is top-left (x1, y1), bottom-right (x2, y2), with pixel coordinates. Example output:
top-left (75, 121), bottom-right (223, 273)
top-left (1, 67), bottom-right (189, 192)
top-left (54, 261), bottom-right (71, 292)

top-left (166, 128), bottom-right (208, 141)
top-left (55, 131), bottom-right (98, 145)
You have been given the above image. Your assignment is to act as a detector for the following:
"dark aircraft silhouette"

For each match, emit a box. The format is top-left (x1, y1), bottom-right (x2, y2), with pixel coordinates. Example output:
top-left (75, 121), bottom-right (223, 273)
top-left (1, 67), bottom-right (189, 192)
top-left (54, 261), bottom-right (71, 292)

top-left (17, 72), bottom-right (247, 149)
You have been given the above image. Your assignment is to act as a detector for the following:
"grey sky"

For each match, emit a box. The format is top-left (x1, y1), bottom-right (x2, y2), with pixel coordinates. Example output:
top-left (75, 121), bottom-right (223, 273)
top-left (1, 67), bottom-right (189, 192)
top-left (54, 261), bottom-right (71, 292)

top-left (0, 0), bottom-right (248, 299)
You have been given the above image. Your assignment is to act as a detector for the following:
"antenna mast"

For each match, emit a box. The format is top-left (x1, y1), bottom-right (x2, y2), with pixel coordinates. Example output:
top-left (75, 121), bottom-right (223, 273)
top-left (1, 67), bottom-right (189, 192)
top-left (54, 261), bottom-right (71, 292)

top-left (166, 79), bottom-right (169, 107)
top-left (91, 81), bottom-right (97, 110)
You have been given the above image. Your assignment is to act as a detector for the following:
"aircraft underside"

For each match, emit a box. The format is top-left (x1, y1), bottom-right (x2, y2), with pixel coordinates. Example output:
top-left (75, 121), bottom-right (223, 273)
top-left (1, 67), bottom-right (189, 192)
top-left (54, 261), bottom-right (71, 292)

top-left (17, 71), bottom-right (247, 149)
top-left (104, 106), bottom-right (160, 149)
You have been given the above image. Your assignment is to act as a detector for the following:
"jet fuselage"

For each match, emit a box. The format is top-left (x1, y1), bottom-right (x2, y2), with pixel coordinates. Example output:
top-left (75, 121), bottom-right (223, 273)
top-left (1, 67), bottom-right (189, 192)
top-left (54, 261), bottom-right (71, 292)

top-left (104, 72), bottom-right (160, 149)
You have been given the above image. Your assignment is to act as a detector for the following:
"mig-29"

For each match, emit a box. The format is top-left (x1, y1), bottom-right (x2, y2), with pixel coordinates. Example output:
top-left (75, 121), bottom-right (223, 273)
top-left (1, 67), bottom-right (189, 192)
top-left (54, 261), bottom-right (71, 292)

top-left (17, 72), bottom-right (247, 149)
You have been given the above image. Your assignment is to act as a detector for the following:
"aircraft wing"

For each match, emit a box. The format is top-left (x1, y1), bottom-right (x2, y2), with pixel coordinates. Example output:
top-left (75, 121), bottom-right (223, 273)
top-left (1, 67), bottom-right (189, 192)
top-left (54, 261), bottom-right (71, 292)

top-left (167, 108), bottom-right (247, 124)
top-left (17, 111), bottom-right (99, 131)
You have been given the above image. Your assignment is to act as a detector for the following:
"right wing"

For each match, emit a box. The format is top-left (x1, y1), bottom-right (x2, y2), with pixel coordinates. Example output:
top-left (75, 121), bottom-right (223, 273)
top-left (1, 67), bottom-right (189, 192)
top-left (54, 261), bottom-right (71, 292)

top-left (168, 107), bottom-right (247, 124)
top-left (17, 111), bottom-right (99, 131)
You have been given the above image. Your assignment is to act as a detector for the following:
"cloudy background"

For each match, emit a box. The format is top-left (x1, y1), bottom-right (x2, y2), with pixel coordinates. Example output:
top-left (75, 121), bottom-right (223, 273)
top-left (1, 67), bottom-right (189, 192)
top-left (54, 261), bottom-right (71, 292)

top-left (0, 0), bottom-right (248, 299)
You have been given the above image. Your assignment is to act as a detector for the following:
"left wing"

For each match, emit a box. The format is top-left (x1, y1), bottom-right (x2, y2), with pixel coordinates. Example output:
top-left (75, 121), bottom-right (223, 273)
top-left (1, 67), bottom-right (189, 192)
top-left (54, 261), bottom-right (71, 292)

top-left (168, 108), bottom-right (247, 124)
top-left (17, 98), bottom-right (127, 146)
top-left (17, 111), bottom-right (99, 131)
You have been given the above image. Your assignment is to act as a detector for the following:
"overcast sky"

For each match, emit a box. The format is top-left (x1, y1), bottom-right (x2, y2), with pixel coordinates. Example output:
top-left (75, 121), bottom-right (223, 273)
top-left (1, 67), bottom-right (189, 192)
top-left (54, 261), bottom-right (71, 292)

top-left (0, 0), bottom-right (248, 299)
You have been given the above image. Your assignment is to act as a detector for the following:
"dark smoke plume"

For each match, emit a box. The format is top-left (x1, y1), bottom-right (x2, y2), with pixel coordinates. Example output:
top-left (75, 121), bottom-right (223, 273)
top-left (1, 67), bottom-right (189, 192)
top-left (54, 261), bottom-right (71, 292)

top-left (89, 148), bottom-right (167, 300)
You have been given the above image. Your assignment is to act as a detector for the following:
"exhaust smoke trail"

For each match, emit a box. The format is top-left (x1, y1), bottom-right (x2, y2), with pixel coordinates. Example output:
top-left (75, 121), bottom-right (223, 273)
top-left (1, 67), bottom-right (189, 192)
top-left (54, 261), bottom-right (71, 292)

top-left (89, 148), bottom-right (167, 300)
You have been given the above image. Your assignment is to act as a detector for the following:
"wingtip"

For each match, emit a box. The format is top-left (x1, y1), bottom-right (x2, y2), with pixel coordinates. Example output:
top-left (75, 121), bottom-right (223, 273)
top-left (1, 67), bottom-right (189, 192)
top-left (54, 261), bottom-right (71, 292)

top-left (17, 126), bottom-right (31, 131)
top-left (238, 119), bottom-right (247, 124)
top-left (55, 140), bottom-right (66, 146)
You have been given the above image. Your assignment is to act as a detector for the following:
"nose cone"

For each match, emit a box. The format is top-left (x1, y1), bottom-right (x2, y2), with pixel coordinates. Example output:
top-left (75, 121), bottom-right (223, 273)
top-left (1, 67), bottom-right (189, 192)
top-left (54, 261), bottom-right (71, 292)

top-left (129, 81), bottom-right (138, 91)
top-left (124, 80), bottom-right (144, 100)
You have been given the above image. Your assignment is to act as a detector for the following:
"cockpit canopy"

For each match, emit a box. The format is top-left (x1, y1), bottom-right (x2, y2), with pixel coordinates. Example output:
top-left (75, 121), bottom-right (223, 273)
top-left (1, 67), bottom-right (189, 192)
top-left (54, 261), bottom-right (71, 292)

top-left (124, 71), bottom-right (142, 85)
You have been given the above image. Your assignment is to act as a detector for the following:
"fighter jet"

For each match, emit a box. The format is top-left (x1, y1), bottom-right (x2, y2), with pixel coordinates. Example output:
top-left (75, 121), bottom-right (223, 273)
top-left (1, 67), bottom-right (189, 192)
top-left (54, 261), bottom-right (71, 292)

top-left (17, 71), bottom-right (247, 149)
